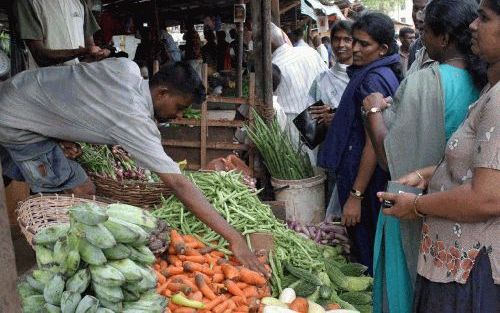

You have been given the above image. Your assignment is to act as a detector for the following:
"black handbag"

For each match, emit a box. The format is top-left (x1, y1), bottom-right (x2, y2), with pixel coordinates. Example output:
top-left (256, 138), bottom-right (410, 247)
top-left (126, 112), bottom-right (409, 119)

top-left (293, 101), bottom-right (333, 149)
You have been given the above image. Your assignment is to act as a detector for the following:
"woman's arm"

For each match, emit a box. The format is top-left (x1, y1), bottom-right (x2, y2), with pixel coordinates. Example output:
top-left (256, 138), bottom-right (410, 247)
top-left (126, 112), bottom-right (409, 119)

top-left (343, 129), bottom-right (379, 226)
top-left (379, 167), bottom-right (500, 222)
top-left (363, 93), bottom-right (391, 171)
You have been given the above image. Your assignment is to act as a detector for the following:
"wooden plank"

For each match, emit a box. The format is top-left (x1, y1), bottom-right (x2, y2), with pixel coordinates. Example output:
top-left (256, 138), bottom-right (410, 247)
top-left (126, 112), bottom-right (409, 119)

top-left (168, 119), bottom-right (245, 127)
top-left (271, 0), bottom-right (280, 26)
top-left (0, 166), bottom-right (22, 312)
top-left (280, 0), bottom-right (300, 14)
top-left (162, 140), bottom-right (249, 150)
top-left (200, 63), bottom-right (209, 169)
top-left (206, 96), bottom-right (249, 105)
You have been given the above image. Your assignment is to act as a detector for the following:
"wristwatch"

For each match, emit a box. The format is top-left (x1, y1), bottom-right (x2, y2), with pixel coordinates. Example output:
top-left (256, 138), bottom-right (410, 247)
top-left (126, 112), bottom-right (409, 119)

top-left (363, 107), bottom-right (383, 117)
top-left (350, 189), bottom-right (364, 199)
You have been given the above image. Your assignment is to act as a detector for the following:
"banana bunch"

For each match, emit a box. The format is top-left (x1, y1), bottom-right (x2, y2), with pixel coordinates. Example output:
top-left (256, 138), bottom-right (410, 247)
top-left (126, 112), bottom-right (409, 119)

top-left (19, 203), bottom-right (168, 313)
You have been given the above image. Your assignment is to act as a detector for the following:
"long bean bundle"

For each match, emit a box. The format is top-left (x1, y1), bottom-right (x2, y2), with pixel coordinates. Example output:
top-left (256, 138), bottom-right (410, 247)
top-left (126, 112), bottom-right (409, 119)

top-left (152, 171), bottom-right (327, 293)
top-left (246, 110), bottom-right (314, 180)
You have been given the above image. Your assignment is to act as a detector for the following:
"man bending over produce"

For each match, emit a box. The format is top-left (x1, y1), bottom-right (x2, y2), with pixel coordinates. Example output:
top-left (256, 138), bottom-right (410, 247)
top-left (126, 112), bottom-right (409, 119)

top-left (0, 58), bottom-right (266, 274)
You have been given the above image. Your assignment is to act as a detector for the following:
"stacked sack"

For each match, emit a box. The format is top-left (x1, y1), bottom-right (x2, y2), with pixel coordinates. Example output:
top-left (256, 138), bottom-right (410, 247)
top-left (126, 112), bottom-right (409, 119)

top-left (18, 203), bottom-right (168, 313)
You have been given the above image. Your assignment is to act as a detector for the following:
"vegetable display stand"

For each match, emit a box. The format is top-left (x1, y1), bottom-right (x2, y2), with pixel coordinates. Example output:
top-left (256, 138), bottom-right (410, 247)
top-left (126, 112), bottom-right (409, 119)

top-left (271, 172), bottom-right (327, 225)
top-left (89, 173), bottom-right (171, 209)
top-left (16, 193), bottom-right (112, 248)
top-left (161, 71), bottom-right (255, 171)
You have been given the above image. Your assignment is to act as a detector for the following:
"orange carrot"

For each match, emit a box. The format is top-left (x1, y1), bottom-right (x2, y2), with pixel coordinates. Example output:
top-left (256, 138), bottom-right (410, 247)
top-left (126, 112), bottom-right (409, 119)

top-left (239, 268), bottom-right (266, 286)
top-left (169, 302), bottom-right (180, 311)
top-left (210, 251), bottom-right (225, 258)
top-left (213, 266), bottom-right (223, 274)
top-left (190, 291), bottom-right (203, 301)
top-left (162, 288), bottom-right (172, 297)
top-left (168, 255), bottom-right (183, 267)
top-left (170, 229), bottom-right (186, 254)
top-left (179, 255), bottom-right (206, 264)
top-left (199, 247), bottom-right (214, 255)
top-left (204, 295), bottom-right (226, 311)
top-left (234, 305), bottom-right (249, 313)
top-left (195, 273), bottom-right (217, 300)
top-left (242, 286), bottom-right (258, 298)
top-left (231, 296), bottom-right (248, 306)
top-left (185, 247), bottom-right (203, 256)
top-left (213, 301), bottom-right (229, 313)
top-left (225, 280), bottom-right (245, 297)
top-left (173, 276), bottom-right (199, 292)
top-left (227, 300), bottom-right (237, 310)
top-left (289, 298), bottom-right (309, 313)
top-left (236, 282), bottom-right (249, 290)
top-left (221, 264), bottom-right (239, 280)
top-left (327, 303), bottom-right (342, 310)
top-left (154, 263), bottom-right (161, 271)
top-left (173, 308), bottom-right (196, 313)
top-left (162, 267), bottom-right (185, 277)
top-left (222, 310), bottom-right (232, 313)
top-left (156, 271), bottom-right (167, 284)
top-left (168, 246), bottom-right (176, 255)
top-left (166, 282), bottom-right (192, 294)
top-left (216, 258), bottom-right (228, 265)
top-left (212, 273), bottom-right (225, 283)
top-left (165, 308), bottom-right (172, 313)
top-left (184, 262), bottom-right (214, 276)
top-left (157, 283), bottom-right (169, 294)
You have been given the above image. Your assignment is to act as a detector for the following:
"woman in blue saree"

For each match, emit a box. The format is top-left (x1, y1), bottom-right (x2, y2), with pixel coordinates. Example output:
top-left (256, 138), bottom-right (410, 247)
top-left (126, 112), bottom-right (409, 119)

top-left (318, 13), bottom-right (402, 274)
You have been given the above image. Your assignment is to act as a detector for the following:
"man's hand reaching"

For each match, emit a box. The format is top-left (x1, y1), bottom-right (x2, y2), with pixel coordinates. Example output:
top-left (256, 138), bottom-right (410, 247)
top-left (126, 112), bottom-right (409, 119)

top-left (229, 236), bottom-right (270, 278)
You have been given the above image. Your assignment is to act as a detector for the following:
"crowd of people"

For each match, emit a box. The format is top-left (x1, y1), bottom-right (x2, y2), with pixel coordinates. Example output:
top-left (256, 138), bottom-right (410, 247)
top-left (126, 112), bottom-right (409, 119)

top-left (0, 0), bottom-right (498, 312)
top-left (269, 0), bottom-right (499, 312)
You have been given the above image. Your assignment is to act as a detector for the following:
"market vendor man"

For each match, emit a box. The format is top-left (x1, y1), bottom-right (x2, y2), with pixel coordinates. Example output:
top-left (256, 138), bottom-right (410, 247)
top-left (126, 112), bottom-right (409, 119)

top-left (0, 58), bottom-right (266, 274)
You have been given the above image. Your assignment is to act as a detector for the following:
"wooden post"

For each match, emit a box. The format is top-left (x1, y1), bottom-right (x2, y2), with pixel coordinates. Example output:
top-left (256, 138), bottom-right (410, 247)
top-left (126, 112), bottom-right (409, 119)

top-left (236, 0), bottom-right (245, 97)
top-left (200, 64), bottom-right (208, 169)
top-left (271, 0), bottom-right (280, 26)
top-left (0, 165), bottom-right (22, 312)
top-left (251, 0), bottom-right (274, 121)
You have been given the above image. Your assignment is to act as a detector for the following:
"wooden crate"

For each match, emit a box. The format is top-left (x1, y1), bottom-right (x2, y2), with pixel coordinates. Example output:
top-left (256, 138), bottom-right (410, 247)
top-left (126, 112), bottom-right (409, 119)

top-left (161, 72), bottom-right (255, 171)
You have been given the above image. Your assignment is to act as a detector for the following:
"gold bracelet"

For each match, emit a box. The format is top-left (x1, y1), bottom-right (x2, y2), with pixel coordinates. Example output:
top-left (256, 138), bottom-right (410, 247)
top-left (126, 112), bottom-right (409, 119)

top-left (415, 170), bottom-right (424, 182)
top-left (413, 195), bottom-right (425, 218)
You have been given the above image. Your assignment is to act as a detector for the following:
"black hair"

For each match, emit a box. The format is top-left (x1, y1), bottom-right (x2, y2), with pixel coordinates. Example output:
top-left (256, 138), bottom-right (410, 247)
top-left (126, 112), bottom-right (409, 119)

top-left (330, 20), bottom-right (353, 39)
top-left (292, 28), bottom-right (304, 40)
top-left (149, 62), bottom-right (206, 105)
top-left (352, 12), bottom-right (403, 81)
top-left (486, 0), bottom-right (500, 13)
top-left (321, 36), bottom-right (331, 44)
top-left (272, 64), bottom-right (281, 92)
top-left (399, 27), bottom-right (415, 38)
top-left (229, 29), bottom-right (237, 39)
top-left (425, 0), bottom-right (488, 88)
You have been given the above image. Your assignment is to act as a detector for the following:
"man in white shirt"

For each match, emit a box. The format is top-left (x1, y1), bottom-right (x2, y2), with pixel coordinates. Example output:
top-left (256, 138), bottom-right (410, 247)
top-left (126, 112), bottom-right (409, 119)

top-left (313, 35), bottom-right (329, 65)
top-left (14, 0), bottom-right (109, 69)
top-left (270, 23), bottom-right (328, 164)
top-left (0, 59), bottom-right (265, 273)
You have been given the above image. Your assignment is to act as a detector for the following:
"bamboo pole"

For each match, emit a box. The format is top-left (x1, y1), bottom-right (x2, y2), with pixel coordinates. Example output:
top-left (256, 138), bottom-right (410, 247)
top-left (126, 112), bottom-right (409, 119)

top-left (236, 0), bottom-right (245, 97)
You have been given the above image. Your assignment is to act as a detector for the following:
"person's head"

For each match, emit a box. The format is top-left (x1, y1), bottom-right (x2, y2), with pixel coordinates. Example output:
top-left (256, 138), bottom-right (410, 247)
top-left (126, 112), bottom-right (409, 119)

top-left (470, 0), bottom-right (500, 67)
top-left (149, 62), bottom-right (206, 121)
top-left (204, 30), bottom-right (215, 43)
top-left (271, 23), bottom-right (288, 52)
top-left (423, 0), bottom-right (487, 88)
top-left (313, 35), bottom-right (322, 48)
top-left (412, 0), bottom-right (427, 32)
top-left (351, 12), bottom-right (399, 66)
top-left (272, 64), bottom-right (281, 92)
top-left (330, 20), bottom-right (354, 64)
top-left (229, 29), bottom-right (237, 40)
top-left (290, 28), bottom-right (304, 45)
top-left (321, 36), bottom-right (331, 45)
top-left (216, 31), bottom-right (227, 43)
top-left (399, 27), bottom-right (416, 50)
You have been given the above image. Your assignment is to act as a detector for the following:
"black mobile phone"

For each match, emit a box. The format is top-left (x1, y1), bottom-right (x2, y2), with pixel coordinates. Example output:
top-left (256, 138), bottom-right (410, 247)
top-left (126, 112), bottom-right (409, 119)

top-left (383, 181), bottom-right (424, 208)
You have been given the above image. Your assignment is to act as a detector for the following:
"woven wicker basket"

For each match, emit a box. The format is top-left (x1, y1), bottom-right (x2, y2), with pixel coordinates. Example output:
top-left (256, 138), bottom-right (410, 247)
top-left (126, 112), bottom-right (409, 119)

top-left (89, 174), bottom-right (172, 209)
top-left (17, 193), bottom-right (113, 248)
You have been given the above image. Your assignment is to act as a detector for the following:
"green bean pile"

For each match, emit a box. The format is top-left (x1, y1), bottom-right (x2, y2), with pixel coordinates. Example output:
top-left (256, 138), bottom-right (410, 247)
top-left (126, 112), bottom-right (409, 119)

top-left (152, 171), bottom-right (327, 293)
top-left (246, 110), bottom-right (314, 180)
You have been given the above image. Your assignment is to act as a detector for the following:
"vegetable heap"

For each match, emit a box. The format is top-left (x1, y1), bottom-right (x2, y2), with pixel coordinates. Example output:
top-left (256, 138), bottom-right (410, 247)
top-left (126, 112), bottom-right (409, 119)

top-left (154, 230), bottom-right (271, 313)
top-left (152, 171), bottom-right (372, 311)
top-left (78, 144), bottom-right (160, 182)
top-left (286, 220), bottom-right (351, 255)
top-left (18, 203), bottom-right (168, 313)
top-left (247, 111), bottom-right (314, 180)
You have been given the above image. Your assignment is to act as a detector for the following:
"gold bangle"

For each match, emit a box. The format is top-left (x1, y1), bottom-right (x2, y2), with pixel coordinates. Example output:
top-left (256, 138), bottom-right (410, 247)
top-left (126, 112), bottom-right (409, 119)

top-left (415, 170), bottom-right (424, 182)
top-left (413, 195), bottom-right (425, 218)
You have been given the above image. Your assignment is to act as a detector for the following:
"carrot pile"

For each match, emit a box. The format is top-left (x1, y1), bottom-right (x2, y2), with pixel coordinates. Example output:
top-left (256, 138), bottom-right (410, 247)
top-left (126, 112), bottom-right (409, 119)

top-left (155, 230), bottom-right (271, 313)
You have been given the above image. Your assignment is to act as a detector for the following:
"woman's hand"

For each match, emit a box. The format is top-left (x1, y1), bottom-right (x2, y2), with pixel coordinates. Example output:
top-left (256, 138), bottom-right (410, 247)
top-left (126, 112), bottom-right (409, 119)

top-left (309, 105), bottom-right (335, 125)
top-left (362, 92), bottom-right (392, 111)
top-left (342, 197), bottom-right (362, 227)
top-left (398, 171), bottom-right (428, 189)
top-left (378, 192), bottom-right (418, 219)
